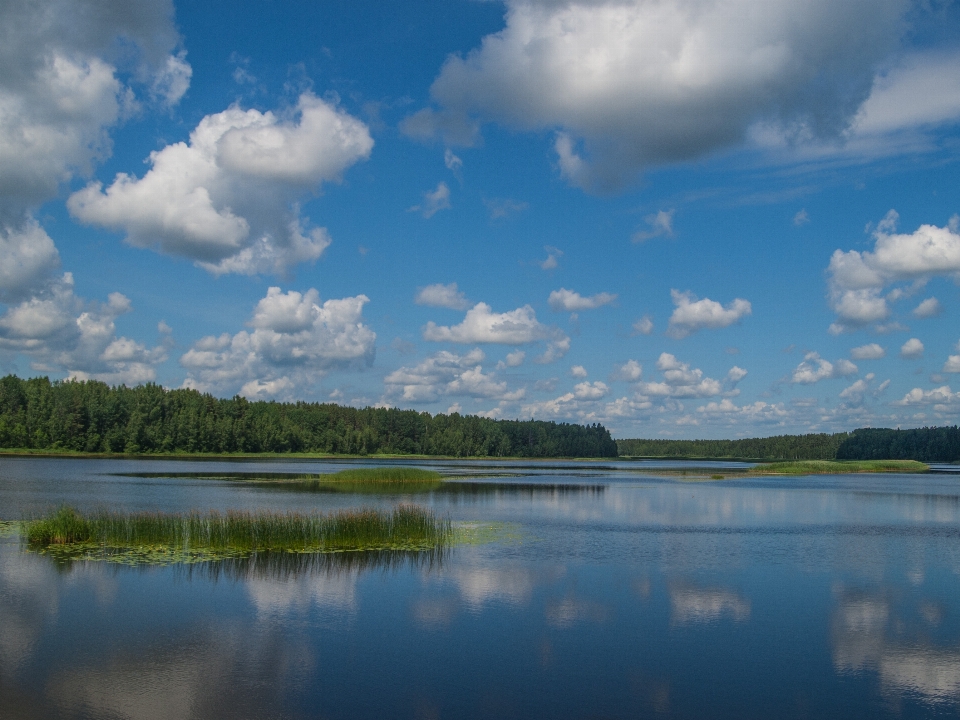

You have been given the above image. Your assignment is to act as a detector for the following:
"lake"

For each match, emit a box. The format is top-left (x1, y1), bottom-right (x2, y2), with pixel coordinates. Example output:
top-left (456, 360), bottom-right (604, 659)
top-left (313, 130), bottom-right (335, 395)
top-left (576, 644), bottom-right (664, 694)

top-left (2, 456), bottom-right (960, 719)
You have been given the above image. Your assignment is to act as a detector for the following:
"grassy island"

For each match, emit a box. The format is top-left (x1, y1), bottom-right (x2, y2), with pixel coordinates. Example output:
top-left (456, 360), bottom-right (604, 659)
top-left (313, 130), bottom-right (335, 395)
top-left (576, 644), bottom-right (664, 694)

top-left (749, 459), bottom-right (929, 476)
top-left (25, 505), bottom-right (452, 564)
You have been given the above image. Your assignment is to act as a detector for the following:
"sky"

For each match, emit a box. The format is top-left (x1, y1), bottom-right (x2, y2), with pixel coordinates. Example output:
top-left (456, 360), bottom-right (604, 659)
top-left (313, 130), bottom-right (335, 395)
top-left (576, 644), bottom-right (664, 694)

top-left (2, 0), bottom-right (960, 439)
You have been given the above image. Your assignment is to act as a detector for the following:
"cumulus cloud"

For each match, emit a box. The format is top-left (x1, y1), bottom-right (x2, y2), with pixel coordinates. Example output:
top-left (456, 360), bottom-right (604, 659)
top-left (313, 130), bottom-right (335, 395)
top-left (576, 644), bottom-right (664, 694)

top-left (791, 352), bottom-right (858, 384)
top-left (637, 353), bottom-right (723, 399)
top-left (827, 211), bottom-right (960, 332)
top-left (0, 220), bottom-right (61, 303)
top-left (415, 282), bottom-right (470, 310)
top-left (667, 290), bottom-right (751, 339)
top-left (423, 302), bottom-right (567, 354)
top-left (912, 297), bottom-right (942, 318)
top-left (180, 286), bottom-right (376, 398)
top-left (839, 373), bottom-right (876, 404)
top-left (943, 354), bottom-right (960, 373)
top-left (407, 0), bottom-right (909, 191)
top-left (68, 92), bottom-right (372, 275)
top-left (631, 315), bottom-right (654, 336)
top-left (612, 359), bottom-right (643, 382)
top-left (444, 148), bottom-right (463, 181)
top-left (539, 245), bottom-right (563, 270)
top-left (383, 348), bottom-right (524, 403)
top-left (697, 399), bottom-right (788, 422)
top-left (894, 386), bottom-right (960, 407)
top-left (409, 181), bottom-right (451, 218)
top-left (497, 350), bottom-right (526, 369)
top-left (570, 365), bottom-right (588, 379)
top-left (793, 209), bottom-right (810, 226)
top-left (548, 288), bottom-right (617, 312)
top-left (632, 209), bottom-right (675, 242)
top-left (0, 274), bottom-right (168, 385)
top-left (900, 338), bottom-right (924, 359)
top-left (573, 381), bottom-right (608, 400)
top-left (851, 343), bottom-right (886, 360)
top-left (0, 0), bottom-right (190, 220)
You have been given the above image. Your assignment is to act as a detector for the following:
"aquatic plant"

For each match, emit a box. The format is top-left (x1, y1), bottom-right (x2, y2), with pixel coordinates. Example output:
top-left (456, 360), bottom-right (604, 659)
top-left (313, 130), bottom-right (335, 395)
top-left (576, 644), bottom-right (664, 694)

top-left (749, 459), bottom-right (928, 475)
top-left (301, 467), bottom-right (443, 484)
top-left (25, 505), bottom-right (452, 557)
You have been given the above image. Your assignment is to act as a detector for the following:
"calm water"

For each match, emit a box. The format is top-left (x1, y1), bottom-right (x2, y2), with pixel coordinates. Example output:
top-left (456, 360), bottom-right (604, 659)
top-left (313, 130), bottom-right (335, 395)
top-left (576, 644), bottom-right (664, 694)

top-left (2, 456), bottom-right (960, 719)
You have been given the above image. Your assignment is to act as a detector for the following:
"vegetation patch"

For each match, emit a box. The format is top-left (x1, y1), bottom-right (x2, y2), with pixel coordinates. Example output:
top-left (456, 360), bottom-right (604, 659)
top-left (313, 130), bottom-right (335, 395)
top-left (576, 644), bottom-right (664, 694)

top-left (749, 459), bottom-right (928, 476)
top-left (0, 520), bottom-right (20, 538)
top-left (24, 505), bottom-right (452, 565)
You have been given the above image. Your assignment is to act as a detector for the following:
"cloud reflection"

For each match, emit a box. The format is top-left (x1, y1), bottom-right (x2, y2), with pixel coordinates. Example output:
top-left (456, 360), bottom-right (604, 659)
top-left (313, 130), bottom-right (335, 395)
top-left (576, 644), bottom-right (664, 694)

top-left (669, 584), bottom-right (750, 625)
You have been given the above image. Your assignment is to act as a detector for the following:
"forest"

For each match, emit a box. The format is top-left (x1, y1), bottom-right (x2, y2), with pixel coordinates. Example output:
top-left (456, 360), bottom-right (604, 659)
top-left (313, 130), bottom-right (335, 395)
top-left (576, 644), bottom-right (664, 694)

top-left (0, 375), bottom-right (618, 458)
top-left (616, 433), bottom-right (849, 460)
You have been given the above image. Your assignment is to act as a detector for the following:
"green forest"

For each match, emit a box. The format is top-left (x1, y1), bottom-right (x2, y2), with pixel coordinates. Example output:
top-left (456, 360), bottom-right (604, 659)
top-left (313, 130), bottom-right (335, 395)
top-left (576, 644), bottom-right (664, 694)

top-left (619, 428), bottom-right (960, 462)
top-left (0, 375), bottom-right (617, 458)
top-left (616, 433), bottom-right (848, 460)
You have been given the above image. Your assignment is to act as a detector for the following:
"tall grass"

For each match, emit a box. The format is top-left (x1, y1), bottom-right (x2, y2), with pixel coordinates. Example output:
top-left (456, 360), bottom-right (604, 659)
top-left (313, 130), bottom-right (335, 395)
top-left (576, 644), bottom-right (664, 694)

top-left (26, 505), bottom-right (451, 553)
top-left (750, 459), bottom-right (928, 475)
top-left (304, 468), bottom-right (443, 484)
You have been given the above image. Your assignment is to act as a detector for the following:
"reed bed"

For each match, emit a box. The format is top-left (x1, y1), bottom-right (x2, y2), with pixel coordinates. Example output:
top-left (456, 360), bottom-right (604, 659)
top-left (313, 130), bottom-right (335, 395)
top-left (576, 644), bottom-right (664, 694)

top-left (749, 459), bottom-right (928, 475)
top-left (302, 467), bottom-right (443, 484)
top-left (26, 505), bottom-right (452, 557)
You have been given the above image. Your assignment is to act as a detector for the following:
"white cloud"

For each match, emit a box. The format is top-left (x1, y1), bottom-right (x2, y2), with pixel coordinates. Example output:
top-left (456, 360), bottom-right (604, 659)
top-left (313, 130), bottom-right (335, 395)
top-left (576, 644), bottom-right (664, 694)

top-left (0, 220), bottom-right (60, 302)
top-left (793, 209), bottom-right (810, 226)
top-left (383, 348), bottom-right (523, 403)
top-left (697, 399), bottom-right (788, 421)
top-left (410, 181), bottom-right (451, 218)
top-left (423, 302), bottom-right (566, 349)
top-left (415, 282), bottom-right (469, 310)
top-left (570, 365), bottom-right (588, 378)
top-left (408, 0), bottom-right (910, 191)
top-left (791, 352), bottom-right (858, 384)
top-left (180, 287), bottom-right (376, 398)
top-left (0, 275), bottom-right (168, 385)
top-left (943, 355), bottom-right (960, 373)
top-left (839, 373), bottom-right (876, 404)
top-left (69, 93), bottom-right (371, 275)
top-left (912, 297), bottom-right (942, 318)
top-left (827, 211), bottom-right (960, 331)
top-left (0, 0), bottom-right (190, 220)
top-left (613, 359), bottom-right (643, 382)
top-left (632, 209), bottom-right (675, 242)
top-left (443, 148), bottom-right (463, 180)
top-left (900, 337), bottom-right (924, 359)
top-left (851, 343), bottom-right (886, 360)
top-left (573, 381), bottom-right (608, 400)
top-left (548, 288), bottom-right (617, 312)
top-left (894, 386), bottom-right (960, 407)
top-left (637, 353), bottom-right (722, 399)
top-left (539, 245), bottom-right (563, 270)
top-left (631, 315), bottom-right (653, 336)
top-left (726, 366), bottom-right (748, 384)
top-left (667, 290), bottom-right (751, 339)
top-left (485, 197), bottom-right (528, 220)
top-left (497, 350), bottom-right (526, 369)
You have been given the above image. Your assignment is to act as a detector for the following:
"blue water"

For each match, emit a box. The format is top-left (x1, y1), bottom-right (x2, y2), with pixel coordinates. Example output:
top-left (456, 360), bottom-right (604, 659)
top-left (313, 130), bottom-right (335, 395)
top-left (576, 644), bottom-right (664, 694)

top-left (2, 456), bottom-right (960, 719)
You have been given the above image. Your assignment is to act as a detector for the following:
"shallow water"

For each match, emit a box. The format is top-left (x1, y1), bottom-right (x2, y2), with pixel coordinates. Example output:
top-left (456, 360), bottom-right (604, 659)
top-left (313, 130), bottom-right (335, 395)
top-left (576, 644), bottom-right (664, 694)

top-left (2, 456), bottom-right (960, 719)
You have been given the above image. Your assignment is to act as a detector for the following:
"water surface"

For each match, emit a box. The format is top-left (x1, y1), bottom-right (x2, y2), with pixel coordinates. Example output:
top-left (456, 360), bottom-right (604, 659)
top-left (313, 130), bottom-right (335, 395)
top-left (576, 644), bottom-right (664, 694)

top-left (2, 456), bottom-right (959, 719)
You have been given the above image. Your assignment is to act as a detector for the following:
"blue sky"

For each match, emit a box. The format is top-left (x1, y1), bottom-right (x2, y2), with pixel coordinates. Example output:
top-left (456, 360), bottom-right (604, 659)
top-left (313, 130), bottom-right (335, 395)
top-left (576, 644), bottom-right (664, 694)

top-left (3, 0), bottom-right (960, 439)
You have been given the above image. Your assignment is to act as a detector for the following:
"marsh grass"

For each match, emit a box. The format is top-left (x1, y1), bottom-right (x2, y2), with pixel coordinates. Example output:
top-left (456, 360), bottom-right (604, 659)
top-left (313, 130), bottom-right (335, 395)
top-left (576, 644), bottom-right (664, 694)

top-left (25, 505), bottom-right (452, 565)
top-left (750, 459), bottom-right (928, 475)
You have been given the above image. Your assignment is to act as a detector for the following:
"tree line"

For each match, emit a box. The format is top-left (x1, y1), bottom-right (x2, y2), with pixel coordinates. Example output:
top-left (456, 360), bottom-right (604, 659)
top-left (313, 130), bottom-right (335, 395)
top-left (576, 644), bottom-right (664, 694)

top-left (617, 433), bottom-right (849, 460)
top-left (0, 375), bottom-right (618, 458)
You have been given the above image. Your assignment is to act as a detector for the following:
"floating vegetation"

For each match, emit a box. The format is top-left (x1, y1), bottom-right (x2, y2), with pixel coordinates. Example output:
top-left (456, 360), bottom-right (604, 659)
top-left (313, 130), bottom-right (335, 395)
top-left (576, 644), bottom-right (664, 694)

top-left (292, 467), bottom-right (444, 494)
top-left (749, 459), bottom-right (929, 476)
top-left (0, 520), bottom-right (20, 538)
top-left (24, 505), bottom-right (452, 566)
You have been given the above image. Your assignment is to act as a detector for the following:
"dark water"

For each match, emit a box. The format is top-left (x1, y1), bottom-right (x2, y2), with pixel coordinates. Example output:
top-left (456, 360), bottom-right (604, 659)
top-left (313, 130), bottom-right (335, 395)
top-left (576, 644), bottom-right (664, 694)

top-left (3, 457), bottom-right (960, 719)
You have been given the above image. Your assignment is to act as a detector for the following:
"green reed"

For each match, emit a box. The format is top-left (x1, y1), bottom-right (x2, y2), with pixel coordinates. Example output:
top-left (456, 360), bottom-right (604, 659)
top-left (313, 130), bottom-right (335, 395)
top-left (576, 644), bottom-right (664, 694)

top-left (749, 459), bottom-right (928, 475)
top-left (302, 467), bottom-right (443, 484)
top-left (26, 504), bottom-right (451, 554)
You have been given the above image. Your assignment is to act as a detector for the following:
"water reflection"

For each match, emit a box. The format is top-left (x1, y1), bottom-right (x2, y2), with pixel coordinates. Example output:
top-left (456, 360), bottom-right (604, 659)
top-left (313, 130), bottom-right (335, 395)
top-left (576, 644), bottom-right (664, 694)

top-left (832, 586), bottom-right (960, 704)
top-left (669, 583), bottom-right (751, 625)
